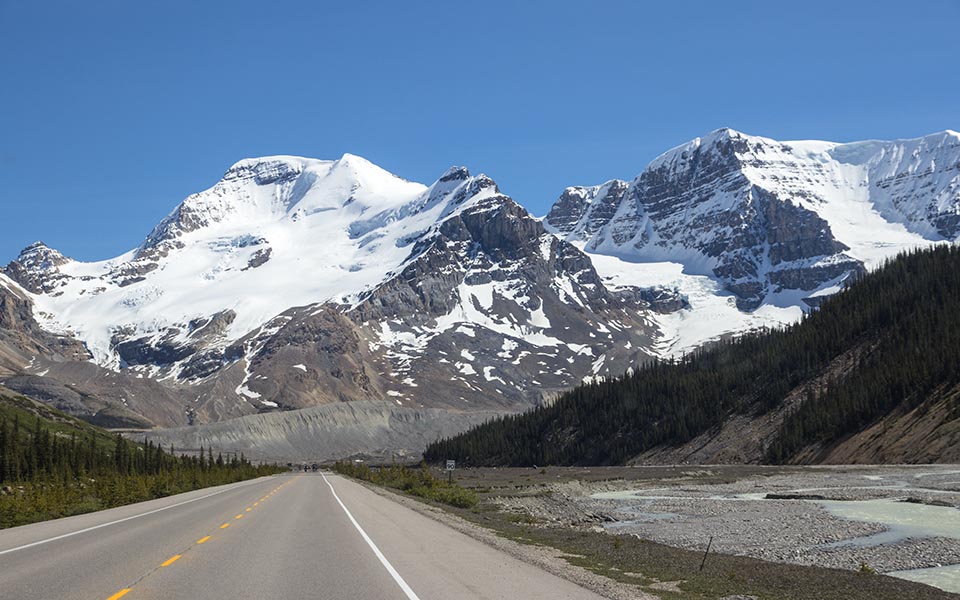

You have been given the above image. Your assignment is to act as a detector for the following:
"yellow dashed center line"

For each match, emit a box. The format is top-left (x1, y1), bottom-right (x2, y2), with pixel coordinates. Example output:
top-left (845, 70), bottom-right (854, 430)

top-left (102, 481), bottom-right (293, 599)
top-left (160, 554), bottom-right (181, 567)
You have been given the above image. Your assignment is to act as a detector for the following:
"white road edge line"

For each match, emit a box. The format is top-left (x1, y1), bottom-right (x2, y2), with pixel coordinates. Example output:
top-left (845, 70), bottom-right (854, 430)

top-left (0, 477), bottom-right (271, 556)
top-left (321, 473), bottom-right (421, 600)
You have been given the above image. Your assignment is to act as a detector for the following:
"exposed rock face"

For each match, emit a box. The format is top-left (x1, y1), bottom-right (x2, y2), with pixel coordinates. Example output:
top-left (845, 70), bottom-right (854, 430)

top-left (340, 188), bottom-right (653, 409)
top-left (243, 247), bottom-right (271, 270)
top-left (0, 275), bottom-right (90, 367)
top-left (230, 305), bottom-right (380, 410)
top-left (544, 180), bottom-right (628, 238)
top-left (695, 185), bottom-right (864, 309)
top-left (0, 156), bottom-right (660, 428)
top-left (4, 242), bottom-right (71, 294)
top-left (548, 129), bottom-right (960, 310)
top-left (577, 130), bottom-right (863, 310)
top-left (113, 309), bottom-right (239, 369)
top-left (0, 274), bottom-right (190, 427)
top-left (225, 170), bottom-right (657, 414)
top-left (141, 159), bottom-right (304, 252)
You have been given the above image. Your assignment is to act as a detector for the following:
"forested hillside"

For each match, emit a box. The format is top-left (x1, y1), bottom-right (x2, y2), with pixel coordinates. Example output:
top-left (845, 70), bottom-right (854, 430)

top-left (426, 246), bottom-right (960, 466)
top-left (0, 387), bottom-right (283, 528)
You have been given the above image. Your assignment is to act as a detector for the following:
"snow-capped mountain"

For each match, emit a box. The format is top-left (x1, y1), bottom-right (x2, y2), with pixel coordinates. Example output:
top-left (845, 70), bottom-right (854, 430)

top-left (546, 128), bottom-right (960, 355)
top-left (13, 155), bottom-right (433, 368)
top-left (2, 155), bottom-right (666, 426)
top-left (3, 128), bottom-right (958, 433)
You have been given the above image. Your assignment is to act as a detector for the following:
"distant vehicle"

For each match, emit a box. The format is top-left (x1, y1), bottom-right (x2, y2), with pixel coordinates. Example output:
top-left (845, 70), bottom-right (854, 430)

top-left (311, 463), bottom-right (319, 472)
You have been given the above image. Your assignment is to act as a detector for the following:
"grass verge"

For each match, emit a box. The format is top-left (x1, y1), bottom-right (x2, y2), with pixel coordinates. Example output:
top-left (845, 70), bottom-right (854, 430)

top-left (331, 461), bottom-right (479, 509)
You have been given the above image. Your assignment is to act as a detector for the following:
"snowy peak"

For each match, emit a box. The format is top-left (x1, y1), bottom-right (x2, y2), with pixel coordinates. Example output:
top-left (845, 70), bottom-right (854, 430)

top-left (549, 128), bottom-right (960, 313)
top-left (826, 131), bottom-right (960, 240)
top-left (1, 153), bottom-right (661, 424)
top-left (10, 154), bottom-right (619, 387)
top-left (2, 154), bottom-right (436, 368)
top-left (222, 155), bottom-right (307, 185)
top-left (4, 241), bottom-right (72, 294)
top-left (438, 165), bottom-right (470, 183)
top-left (644, 127), bottom-right (771, 172)
top-left (14, 241), bottom-right (70, 269)
top-left (142, 154), bottom-right (427, 253)
top-left (7, 130), bottom-right (958, 427)
top-left (817, 129), bottom-right (960, 164)
top-left (419, 166), bottom-right (473, 210)
top-left (544, 180), bottom-right (629, 237)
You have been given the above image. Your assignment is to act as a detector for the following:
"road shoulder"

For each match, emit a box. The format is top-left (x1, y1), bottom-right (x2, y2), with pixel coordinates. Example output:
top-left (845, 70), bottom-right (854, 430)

top-left (352, 477), bottom-right (653, 600)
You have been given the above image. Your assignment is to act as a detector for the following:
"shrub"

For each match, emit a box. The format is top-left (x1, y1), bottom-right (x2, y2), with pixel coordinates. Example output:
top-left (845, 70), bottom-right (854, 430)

top-left (332, 461), bottom-right (478, 509)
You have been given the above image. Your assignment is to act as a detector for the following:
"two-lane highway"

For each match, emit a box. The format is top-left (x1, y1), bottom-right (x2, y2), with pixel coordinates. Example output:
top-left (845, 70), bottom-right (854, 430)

top-left (0, 473), bottom-right (606, 599)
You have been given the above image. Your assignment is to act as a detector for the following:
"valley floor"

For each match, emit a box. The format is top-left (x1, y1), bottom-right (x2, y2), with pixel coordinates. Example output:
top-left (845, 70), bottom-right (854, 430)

top-left (444, 465), bottom-right (960, 597)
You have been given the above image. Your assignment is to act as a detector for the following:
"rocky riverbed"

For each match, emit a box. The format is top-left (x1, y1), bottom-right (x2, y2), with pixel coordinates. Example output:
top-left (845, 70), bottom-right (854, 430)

top-left (486, 465), bottom-right (960, 591)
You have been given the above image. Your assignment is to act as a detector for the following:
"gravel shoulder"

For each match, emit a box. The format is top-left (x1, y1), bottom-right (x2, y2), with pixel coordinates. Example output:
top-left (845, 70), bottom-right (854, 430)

top-left (358, 479), bottom-right (655, 600)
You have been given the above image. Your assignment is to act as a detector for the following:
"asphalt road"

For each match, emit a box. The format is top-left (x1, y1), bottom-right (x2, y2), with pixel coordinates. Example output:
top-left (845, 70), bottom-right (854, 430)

top-left (0, 473), bottom-right (605, 599)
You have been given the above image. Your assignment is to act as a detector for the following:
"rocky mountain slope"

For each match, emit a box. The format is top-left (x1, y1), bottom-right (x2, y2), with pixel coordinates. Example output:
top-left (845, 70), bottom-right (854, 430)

top-left (2, 156), bottom-right (666, 428)
top-left (0, 272), bottom-right (190, 427)
top-left (547, 128), bottom-right (960, 354)
top-left (426, 245), bottom-right (960, 466)
top-left (0, 273), bottom-right (88, 376)
top-left (2, 128), bottom-right (958, 462)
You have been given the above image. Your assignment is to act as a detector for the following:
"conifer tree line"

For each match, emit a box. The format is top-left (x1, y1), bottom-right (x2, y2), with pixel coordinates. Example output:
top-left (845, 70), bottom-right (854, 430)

top-left (425, 245), bottom-right (960, 466)
top-left (0, 409), bottom-right (282, 528)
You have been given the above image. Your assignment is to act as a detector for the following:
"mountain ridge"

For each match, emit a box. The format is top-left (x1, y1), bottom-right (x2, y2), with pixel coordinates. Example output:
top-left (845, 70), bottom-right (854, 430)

top-left (2, 128), bottom-right (958, 456)
top-left (1, 155), bottom-right (663, 428)
top-left (546, 127), bottom-right (959, 354)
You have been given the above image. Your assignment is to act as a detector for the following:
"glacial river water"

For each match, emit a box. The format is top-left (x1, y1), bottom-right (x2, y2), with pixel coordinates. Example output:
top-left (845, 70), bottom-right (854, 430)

top-left (819, 498), bottom-right (960, 593)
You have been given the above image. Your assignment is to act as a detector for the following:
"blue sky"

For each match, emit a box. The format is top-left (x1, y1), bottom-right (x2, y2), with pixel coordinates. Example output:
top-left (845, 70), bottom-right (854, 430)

top-left (1, 0), bottom-right (958, 262)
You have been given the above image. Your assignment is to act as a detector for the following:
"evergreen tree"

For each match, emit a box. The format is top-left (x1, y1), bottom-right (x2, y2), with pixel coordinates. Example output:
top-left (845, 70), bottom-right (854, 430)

top-left (0, 400), bottom-right (284, 529)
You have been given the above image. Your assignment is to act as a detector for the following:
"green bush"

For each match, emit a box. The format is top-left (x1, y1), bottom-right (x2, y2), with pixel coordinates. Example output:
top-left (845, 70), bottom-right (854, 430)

top-left (332, 461), bottom-right (478, 509)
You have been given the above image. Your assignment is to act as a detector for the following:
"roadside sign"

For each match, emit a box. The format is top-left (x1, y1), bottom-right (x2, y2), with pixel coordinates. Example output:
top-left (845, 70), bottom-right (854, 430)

top-left (445, 459), bottom-right (456, 471)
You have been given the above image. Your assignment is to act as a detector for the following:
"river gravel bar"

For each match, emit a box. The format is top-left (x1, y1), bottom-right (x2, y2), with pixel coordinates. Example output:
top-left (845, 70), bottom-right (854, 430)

top-left (488, 465), bottom-right (960, 575)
